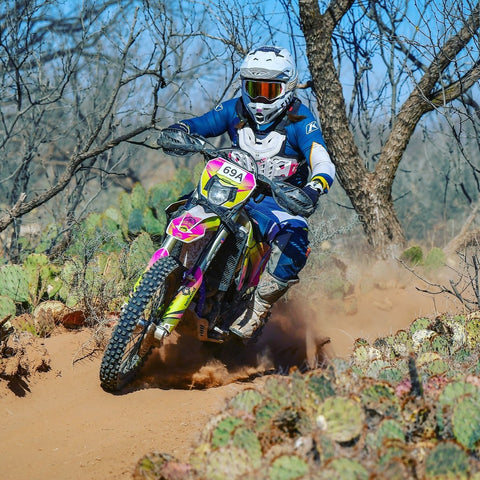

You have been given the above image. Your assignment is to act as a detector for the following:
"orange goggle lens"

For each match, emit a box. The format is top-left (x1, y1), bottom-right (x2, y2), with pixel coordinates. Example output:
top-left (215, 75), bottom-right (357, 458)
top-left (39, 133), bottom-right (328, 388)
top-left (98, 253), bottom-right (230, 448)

top-left (244, 80), bottom-right (284, 101)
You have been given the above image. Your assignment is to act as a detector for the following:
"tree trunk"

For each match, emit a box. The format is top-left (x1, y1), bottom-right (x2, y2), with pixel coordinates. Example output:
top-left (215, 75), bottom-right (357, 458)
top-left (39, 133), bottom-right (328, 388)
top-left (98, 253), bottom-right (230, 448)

top-left (299, 0), bottom-right (406, 257)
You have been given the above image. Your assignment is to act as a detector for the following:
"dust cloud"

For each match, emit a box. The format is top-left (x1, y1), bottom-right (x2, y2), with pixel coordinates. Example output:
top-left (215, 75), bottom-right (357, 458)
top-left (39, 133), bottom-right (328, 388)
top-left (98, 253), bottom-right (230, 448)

top-left (131, 259), bottom-right (458, 391)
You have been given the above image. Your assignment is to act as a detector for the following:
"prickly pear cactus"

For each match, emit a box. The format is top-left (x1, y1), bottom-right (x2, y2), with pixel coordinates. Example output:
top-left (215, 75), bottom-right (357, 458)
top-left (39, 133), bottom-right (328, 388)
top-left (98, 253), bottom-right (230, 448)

top-left (452, 393), bottom-right (480, 449)
top-left (119, 191), bottom-right (133, 220)
top-left (424, 441), bottom-right (470, 479)
top-left (131, 183), bottom-right (148, 211)
top-left (377, 442), bottom-right (410, 472)
top-left (429, 333), bottom-right (450, 356)
top-left (392, 329), bottom-right (413, 357)
top-left (262, 376), bottom-right (292, 408)
top-left (360, 382), bottom-right (400, 420)
top-left (365, 359), bottom-right (392, 379)
top-left (436, 381), bottom-right (479, 436)
top-left (23, 253), bottom-right (62, 304)
top-left (305, 371), bottom-right (335, 402)
top-left (0, 264), bottom-right (29, 303)
top-left (409, 317), bottom-right (432, 335)
top-left (143, 208), bottom-right (164, 235)
top-left (127, 232), bottom-right (154, 278)
top-left (127, 208), bottom-right (144, 234)
top-left (229, 388), bottom-right (264, 414)
top-left (465, 318), bottom-right (480, 349)
top-left (273, 406), bottom-right (310, 438)
top-left (417, 352), bottom-right (449, 376)
top-left (366, 418), bottom-right (405, 449)
top-left (203, 446), bottom-right (251, 480)
top-left (254, 400), bottom-right (283, 431)
top-left (352, 343), bottom-right (382, 368)
top-left (323, 458), bottom-right (369, 480)
top-left (0, 295), bottom-right (16, 321)
top-left (378, 366), bottom-right (404, 383)
top-left (211, 416), bottom-right (245, 448)
top-left (268, 454), bottom-right (309, 480)
top-left (232, 427), bottom-right (262, 467)
top-left (316, 396), bottom-right (364, 443)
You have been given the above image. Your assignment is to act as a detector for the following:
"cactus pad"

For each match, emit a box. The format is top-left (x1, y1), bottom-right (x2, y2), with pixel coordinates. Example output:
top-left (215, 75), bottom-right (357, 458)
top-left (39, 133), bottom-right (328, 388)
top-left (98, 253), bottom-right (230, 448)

top-left (230, 388), bottom-right (264, 414)
top-left (0, 295), bottom-right (16, 321)
top-left (316, 396), bottom-right (364, 443)
top-left (211, 416), bottom-right (245, 449)
top-left (268, 454), bottom-right (309, 480)
top-left (452, 393), bottom-right (480, 449)
top-left (324, 457), bottom-right (369, 479)
top-left (424, 441), bottom-right (470, 479)
top-left (0, 265), bottom-right (29, 303)
top-left (437, 381), bottom-right (479, 435)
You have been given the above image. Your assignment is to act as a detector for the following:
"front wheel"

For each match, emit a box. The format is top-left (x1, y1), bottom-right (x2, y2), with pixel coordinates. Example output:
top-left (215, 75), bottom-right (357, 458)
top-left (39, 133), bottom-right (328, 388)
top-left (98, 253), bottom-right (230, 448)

top-left (99, 256), bottom-right (182, 391)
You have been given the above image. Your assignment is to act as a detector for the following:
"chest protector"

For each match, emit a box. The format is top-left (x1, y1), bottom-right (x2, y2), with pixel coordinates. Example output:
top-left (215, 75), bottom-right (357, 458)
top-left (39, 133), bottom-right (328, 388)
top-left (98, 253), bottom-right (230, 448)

top-left (235, 99), bottom-right (304, 181)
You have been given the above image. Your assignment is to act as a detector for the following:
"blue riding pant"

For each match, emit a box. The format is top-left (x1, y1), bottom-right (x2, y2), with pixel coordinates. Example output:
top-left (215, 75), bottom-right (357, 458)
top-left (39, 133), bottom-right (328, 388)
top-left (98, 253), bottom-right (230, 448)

top-left (244, 195), bottom-right (310, 282)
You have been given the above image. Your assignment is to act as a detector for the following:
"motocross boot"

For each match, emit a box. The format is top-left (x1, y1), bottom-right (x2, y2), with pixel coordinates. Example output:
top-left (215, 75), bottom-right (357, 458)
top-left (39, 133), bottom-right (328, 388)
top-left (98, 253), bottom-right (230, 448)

top-left (230, 273), bottom-right (293, 339)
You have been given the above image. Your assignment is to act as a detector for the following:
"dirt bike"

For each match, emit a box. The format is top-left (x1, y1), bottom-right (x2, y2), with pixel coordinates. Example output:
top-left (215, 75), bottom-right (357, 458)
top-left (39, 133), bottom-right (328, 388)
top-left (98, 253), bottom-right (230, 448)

top-left (99, 129), bottom-right (315, 391)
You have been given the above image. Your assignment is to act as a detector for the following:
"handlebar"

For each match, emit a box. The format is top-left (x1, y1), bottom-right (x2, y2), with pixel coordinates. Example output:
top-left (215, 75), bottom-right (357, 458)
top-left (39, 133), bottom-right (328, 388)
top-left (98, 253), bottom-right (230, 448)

top-left (157, 128), bottom-right (316, 217)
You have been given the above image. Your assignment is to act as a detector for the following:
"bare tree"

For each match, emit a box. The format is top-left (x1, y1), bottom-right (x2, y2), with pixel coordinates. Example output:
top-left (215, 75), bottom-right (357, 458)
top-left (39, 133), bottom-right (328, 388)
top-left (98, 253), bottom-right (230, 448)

top-left (298, 0), bottom-right (480, 257)
top-left (2, 0), bottom-right (479, 263)
top-left (0, 0), bottom-right (169, 259)
top-left (0, 0), bottom-right (263, 262)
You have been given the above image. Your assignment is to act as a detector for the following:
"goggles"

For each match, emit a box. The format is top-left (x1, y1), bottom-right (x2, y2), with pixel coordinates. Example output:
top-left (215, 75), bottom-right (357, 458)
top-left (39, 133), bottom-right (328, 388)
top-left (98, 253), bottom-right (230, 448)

top-left (243, 80), bottom-right (285, 103)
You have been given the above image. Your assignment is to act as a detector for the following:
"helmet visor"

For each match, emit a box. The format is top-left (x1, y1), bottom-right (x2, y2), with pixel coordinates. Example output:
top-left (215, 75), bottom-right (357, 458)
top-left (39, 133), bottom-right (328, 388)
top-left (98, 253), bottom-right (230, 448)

top-left (243, 80), bottom-right (284, 103)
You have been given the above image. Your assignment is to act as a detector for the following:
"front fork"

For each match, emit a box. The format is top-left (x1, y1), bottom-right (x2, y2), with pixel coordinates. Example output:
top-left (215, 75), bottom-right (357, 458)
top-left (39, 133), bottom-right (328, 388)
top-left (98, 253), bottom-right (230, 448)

top-left (153, 223), bottom-right (237, 341)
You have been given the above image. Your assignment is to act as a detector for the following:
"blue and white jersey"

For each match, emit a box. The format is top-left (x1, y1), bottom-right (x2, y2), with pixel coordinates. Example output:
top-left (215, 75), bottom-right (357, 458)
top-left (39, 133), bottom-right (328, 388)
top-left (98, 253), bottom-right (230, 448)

top-left (178, 97), bottom-right (335, 192)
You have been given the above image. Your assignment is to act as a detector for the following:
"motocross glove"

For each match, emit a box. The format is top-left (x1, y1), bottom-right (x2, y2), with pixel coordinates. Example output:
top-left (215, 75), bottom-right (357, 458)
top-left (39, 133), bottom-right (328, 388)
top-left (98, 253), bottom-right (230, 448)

top-left (166, 122), bottom-right (189, 133)
top-left (302, 181), bottom-right (324, 206)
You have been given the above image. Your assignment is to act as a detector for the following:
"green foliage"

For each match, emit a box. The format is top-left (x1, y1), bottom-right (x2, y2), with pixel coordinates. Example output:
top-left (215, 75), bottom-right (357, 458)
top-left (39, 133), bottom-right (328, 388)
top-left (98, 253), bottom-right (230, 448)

top-left (0, 170), bottom-right (197, 326)
top-left (424, 247), bottom-right (446, 270)
top-left (401, 245), bottom-right (423, 265)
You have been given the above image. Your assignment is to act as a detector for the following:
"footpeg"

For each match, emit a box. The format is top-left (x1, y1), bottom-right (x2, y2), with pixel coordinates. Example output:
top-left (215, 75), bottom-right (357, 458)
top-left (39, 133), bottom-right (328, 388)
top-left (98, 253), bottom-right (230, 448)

top-left (154, 324), bottom-right (169, 341)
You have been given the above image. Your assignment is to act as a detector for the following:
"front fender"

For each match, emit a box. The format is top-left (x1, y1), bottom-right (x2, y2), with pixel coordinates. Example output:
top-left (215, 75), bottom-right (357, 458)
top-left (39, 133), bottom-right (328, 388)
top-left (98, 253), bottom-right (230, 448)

top-left (166, 205), bottom-right (220, 243)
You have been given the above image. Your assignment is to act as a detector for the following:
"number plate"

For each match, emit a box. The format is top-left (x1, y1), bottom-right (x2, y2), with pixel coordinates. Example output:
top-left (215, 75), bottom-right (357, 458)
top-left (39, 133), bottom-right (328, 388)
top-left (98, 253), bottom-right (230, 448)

top-left (218, 162), bottom-right (247, 183)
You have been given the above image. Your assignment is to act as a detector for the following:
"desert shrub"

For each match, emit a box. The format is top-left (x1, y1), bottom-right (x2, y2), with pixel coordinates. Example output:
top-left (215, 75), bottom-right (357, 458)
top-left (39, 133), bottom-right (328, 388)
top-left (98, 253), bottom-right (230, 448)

top-left (401, 245), bottom-right (424, 265)
top-left (424, 247), bottom-right (446, 270)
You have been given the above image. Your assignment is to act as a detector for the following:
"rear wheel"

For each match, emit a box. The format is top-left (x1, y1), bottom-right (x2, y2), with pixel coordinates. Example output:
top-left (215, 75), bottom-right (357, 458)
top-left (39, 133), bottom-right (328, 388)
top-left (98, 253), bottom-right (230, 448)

top-left (99, 256), bottom-right (183, 392)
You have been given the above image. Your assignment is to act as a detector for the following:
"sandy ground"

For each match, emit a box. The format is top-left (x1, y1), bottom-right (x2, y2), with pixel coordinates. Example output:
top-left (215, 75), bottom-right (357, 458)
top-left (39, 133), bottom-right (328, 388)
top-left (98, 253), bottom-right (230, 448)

top-left (0, 262), bottom-right (459, 480)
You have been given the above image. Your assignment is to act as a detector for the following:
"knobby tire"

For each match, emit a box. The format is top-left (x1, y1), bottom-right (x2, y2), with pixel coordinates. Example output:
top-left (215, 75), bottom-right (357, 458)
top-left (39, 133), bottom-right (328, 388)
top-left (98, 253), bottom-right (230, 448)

top-left (99, 256), bottom-right (182, 392)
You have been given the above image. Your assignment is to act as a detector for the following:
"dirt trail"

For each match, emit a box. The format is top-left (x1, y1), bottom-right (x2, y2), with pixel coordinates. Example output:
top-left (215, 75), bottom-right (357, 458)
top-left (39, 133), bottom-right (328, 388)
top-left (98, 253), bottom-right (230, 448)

top-left (1, 265), bottom-right (457, 480)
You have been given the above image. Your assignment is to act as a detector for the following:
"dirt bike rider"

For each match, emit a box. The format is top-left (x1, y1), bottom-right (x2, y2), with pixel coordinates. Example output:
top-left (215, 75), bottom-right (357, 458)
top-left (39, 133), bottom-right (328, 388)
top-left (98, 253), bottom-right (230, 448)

top-left (163, 45), bottom-right (335, 339)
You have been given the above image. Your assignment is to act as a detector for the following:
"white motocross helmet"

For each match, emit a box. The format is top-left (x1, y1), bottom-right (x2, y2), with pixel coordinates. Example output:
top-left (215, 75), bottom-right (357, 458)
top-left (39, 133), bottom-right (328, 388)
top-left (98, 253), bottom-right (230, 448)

top-left (240, 46), bottom-right (298, 128)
